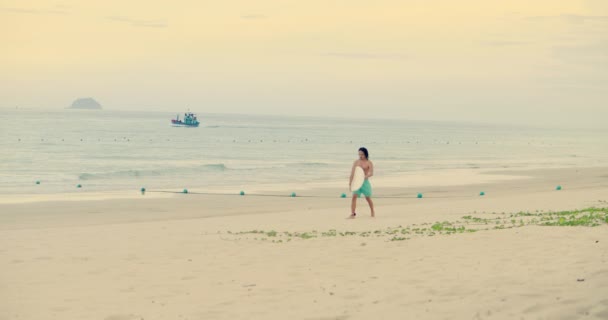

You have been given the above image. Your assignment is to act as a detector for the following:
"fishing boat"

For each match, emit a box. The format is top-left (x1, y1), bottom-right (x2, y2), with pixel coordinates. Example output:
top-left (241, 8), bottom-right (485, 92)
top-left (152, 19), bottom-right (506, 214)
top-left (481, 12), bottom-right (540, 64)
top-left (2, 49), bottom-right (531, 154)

top-left (171, 112), bottom-right (200, 127)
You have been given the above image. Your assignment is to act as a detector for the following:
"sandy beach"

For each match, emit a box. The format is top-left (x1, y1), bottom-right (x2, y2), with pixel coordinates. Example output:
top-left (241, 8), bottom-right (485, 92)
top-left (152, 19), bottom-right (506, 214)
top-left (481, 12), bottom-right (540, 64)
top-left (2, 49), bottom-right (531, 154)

top-left (4, 0), bottom-right (608, 318)
top-left (1, 167), bottom-right (607, 320)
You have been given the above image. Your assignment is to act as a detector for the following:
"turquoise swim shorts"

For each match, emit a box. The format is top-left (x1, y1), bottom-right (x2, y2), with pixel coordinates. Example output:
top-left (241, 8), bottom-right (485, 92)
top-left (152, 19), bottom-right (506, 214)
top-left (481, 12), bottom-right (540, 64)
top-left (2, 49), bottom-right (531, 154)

top-left (353, 179), bottom-right (372, 198)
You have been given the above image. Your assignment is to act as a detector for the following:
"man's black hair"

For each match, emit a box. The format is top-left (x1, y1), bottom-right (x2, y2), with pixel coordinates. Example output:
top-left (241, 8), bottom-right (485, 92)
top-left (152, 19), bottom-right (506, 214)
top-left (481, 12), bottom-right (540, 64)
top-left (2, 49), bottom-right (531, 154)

top-left (359, 147), bottom-right (369, 159)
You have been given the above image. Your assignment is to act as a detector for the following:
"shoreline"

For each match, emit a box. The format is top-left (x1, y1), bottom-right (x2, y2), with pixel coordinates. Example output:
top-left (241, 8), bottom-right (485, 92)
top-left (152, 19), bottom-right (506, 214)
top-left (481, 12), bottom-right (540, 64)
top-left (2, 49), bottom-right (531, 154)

top-left (1, 166), bottom-right (606, 229)
top-left (0, 166), bottom-right (538, 205)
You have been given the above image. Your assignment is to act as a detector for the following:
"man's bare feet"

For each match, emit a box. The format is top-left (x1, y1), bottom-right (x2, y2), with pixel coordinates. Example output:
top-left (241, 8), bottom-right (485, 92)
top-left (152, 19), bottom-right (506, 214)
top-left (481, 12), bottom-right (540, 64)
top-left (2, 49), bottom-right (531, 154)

top-left (371, 213), bottom-right (375, 218)
top-left (347, 212), bottom-right (357, 219)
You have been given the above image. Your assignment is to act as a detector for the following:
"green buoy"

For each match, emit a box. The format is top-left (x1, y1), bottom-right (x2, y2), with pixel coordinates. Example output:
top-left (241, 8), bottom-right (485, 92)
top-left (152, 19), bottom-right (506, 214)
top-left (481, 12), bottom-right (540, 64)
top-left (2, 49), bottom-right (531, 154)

top-left (479, 191), bottom-right (485, 196)
top-left (240, 190), bottom-right (245, 196)
top-left (556, 185), bottom-right (562, 191)
top-left (417, 193), bottom-right (423, 199)
top-left (183, 188), bottom-right (188, 194)
top-left (340, 193), bottom-right (347, 198)
top-left (290, 192), bottom-right (297, 197)
top-left (77, 184), bottom-right (82, 188)
top-left (35, 180), bottom-right (40, 185)
top-left (140, 187), bottom-right (146, 195)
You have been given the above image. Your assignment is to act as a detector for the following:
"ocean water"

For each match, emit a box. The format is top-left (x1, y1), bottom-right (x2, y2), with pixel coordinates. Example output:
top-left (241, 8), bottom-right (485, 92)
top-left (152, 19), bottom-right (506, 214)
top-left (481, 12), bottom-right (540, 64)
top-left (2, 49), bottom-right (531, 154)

top-left (1, 109), bottom-right (607, 195)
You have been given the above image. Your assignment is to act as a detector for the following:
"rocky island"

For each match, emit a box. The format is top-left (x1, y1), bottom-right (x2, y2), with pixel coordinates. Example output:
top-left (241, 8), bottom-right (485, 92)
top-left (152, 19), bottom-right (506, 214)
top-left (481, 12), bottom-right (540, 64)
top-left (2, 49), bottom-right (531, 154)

top-left (69, 97), bottom-right (102, 110)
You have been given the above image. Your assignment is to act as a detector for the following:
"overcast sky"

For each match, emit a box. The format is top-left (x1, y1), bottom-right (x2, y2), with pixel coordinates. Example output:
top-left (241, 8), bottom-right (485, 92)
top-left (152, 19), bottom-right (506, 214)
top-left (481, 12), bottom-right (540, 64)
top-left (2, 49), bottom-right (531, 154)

top-left (1, 0), bottom-right (606, 126)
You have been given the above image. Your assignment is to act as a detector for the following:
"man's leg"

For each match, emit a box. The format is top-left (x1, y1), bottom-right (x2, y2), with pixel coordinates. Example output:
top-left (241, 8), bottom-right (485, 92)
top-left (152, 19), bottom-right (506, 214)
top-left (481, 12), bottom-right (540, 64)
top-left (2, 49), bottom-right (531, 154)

top-left (349, 193), bottom-right (358, 218)
top-left (365, 197), bottom-right (375, 217)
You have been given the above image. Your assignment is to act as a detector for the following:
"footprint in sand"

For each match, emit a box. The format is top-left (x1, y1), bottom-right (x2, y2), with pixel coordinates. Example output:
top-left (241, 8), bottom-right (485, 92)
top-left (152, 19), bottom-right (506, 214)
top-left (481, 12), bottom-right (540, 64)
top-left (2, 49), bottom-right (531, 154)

top-left (104, 315), bottom-right (143, 320)
top-left (51, 306), bottom-right (70, 312)
top-left (35, 256), bottom-right (53, 261)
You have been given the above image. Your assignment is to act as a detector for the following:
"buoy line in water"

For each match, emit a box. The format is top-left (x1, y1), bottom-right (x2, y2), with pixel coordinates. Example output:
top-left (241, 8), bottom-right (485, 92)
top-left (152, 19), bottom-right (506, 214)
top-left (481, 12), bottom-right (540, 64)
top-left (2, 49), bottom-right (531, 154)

top-left (147, 190), bottom-right (333, 198)
top-left (14, 137), bottom-right (554, 146)
top-left (143, 190), bottom-right (506, 199)
top-left (32, 181), bottom-right (573, 199)
top-left (28, 180), bottom-right (568, 199)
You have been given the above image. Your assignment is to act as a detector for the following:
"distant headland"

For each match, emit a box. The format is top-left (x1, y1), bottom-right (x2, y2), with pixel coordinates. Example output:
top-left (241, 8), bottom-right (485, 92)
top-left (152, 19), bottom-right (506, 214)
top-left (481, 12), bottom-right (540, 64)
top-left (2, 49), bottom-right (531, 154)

top-left (69, 97), bottom-right (102, 110)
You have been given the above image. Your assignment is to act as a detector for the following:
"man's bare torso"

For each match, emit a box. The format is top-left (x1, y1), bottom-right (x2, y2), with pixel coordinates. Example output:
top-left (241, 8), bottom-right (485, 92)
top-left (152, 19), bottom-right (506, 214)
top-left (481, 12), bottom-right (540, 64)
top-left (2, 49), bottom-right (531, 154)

top-left (355, 159), bottom-right (372, 177)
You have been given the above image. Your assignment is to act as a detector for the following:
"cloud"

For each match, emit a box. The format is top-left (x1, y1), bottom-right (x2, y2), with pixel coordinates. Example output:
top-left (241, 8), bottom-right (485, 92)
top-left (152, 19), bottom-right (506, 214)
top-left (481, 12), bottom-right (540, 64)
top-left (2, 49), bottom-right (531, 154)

top-left (525, 14), bottom-right (608, 24)
top-left (552, 40), bottom-right (608, 64)
top-left (0, 5), bottom-right (69, 15)
top-left (480, 40), bottom-right (531, 47)
top-left (240, 14), bottom-right (267, 20)
top-left (322, 52), bottom-right (408, 60)
top-left (106, 16), bottom-right (168, 28)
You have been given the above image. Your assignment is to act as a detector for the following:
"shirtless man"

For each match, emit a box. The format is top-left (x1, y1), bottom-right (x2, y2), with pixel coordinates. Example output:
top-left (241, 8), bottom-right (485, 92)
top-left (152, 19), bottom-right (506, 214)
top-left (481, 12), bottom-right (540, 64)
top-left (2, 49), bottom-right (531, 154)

top-left (349, 147), bottom-right (375, 218)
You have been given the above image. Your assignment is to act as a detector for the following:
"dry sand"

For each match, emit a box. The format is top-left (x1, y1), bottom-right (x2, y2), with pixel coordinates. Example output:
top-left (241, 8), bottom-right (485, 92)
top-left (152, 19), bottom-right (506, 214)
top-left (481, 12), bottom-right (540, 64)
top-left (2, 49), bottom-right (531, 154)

top-left (1, 167), bottom-right (607, 320)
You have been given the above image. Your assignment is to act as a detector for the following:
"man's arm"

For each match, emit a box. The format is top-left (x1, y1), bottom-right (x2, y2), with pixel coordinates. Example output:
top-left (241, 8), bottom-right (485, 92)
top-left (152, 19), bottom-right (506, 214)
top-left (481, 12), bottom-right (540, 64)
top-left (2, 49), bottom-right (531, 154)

top-left (366, 161), bottom-right (374, 178)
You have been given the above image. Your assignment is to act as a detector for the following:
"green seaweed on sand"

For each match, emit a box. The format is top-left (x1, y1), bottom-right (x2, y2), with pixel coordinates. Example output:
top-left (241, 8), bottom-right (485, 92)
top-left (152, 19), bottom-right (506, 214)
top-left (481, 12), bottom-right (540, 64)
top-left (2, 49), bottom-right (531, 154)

top-left (224, 207), bottom-right (607, 243)
top-left (541, 211), bottom-right (605, 227)
top-left (322, 229), bottom-right (337, 237)
top-left (298, 232), bottom-right (316, 239)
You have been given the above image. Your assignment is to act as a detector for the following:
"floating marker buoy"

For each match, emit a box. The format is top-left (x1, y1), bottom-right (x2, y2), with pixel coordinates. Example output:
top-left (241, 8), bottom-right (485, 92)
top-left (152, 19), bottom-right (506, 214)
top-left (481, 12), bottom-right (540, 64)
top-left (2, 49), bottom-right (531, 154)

top-left (77, 184), bottom-right (82, 188)
top-left (479, 191), bottom-right (485, 196)
top-left (141, 187), bottom-right (146, 195)
top-left (341, 193), bottom-right (347, 198)
top-left (240, 191), bottom-right (245, 196)
top-left (417, 193), bottom-right (423, 199)
top-left (183, 189), bottom-right (188, 194)
top-left (35, 180), bottom-right (40, 185)
top-left (556, 185), bottom-right (562, 191)
top-left (290, 192), bottom-right (297, 197)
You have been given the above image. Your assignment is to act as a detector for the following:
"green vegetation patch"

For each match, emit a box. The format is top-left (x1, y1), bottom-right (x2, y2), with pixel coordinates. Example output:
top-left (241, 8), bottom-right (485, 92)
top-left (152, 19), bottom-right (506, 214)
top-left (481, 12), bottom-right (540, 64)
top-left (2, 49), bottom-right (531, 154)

top-left (224, 207), bottom-right (607, 243)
